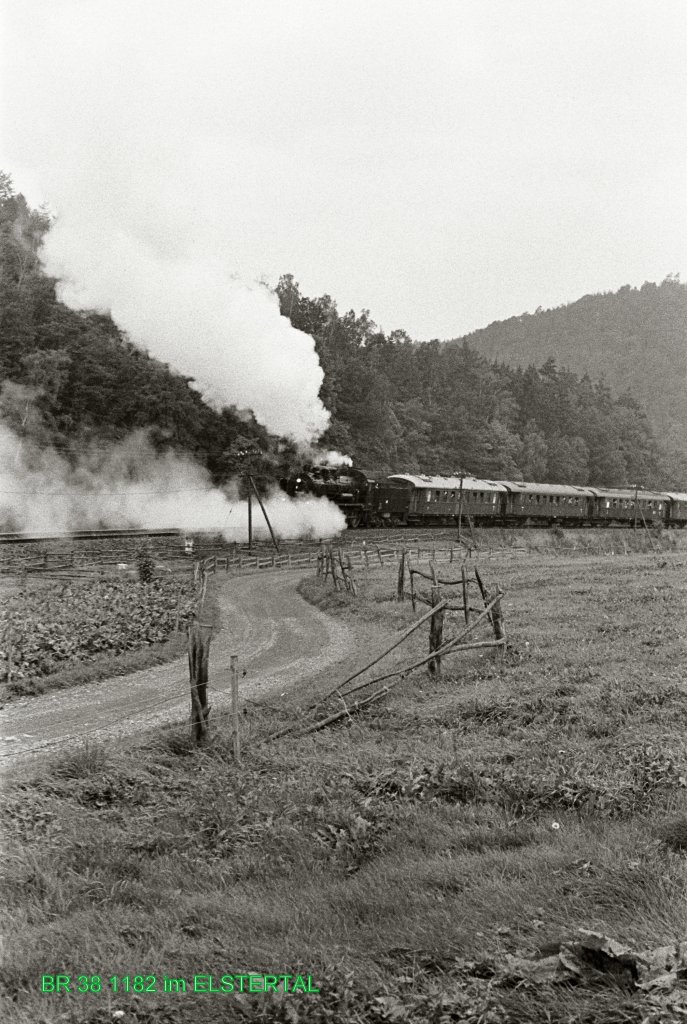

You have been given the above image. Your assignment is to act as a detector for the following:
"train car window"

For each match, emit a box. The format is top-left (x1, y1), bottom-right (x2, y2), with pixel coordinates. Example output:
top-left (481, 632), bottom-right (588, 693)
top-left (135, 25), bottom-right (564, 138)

top-left (450, 491), bottom-right (455, 499)
top-left (435, 491), bottom-right (440, 502)
top-left (658, 503), bottom-right (663, 511)
top-left (425, 491), bottom-right (431, 503)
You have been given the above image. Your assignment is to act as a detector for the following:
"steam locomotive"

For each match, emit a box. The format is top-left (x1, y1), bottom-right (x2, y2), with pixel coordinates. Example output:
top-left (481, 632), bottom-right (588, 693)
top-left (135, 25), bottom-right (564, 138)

top-left (279, 465), bottom-right (375, 529)
top-left (280, 466), bottom-right (687, 530)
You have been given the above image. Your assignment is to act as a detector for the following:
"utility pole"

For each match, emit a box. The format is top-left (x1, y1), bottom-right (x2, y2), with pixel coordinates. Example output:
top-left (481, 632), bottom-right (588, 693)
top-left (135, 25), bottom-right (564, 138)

top-left (633, 482), bottom-right (639, 532)
top-left (248, 474), bottom-right (280, 553)
top-left (457, 469), bottom-right (464, 539)
top-left (247, 479), bottom-right (253, 550)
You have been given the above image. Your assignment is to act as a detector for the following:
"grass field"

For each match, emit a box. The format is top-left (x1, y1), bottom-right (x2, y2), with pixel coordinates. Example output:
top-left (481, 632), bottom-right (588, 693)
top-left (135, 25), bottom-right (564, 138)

top-left (1, 534), bottom-right (686, 1023)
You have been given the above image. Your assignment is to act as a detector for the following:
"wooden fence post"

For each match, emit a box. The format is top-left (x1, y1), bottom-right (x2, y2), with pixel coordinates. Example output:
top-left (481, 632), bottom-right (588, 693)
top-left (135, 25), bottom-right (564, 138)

top-left (329, 547), bottom-right (340, 590)
top-left (491, 585), bottom-right (505, 643)
top-left (474, 568), bottom-right (505, 650)
top-left (428, 564), bottom-right (444, 677)
top-left (461, 566), bottom-right (469, 625)
top-left (409, 568), bottom-right (417, 612)
top-left (397, 548), bottom-right (406, 601)
top-left (338, 549), bottom-right (350, 592)
top-left (346, 554), bottom-right (358, 597)
top-left (188, 621), bottom-right (212, 745)
top-left (230, 654), bottom-right (241, 764)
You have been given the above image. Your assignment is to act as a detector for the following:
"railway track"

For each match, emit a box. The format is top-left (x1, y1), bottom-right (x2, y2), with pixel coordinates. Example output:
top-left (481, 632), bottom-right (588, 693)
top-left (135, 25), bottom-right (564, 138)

top-left (0, 520), bottom-right (660, 549)
top-left (0, 527), bottom-right (184, 546)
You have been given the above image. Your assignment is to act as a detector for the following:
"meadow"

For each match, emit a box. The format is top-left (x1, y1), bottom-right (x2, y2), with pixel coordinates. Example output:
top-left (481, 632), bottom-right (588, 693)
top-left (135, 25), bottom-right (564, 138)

top-left (1, 531), bottom-right (686, 1023)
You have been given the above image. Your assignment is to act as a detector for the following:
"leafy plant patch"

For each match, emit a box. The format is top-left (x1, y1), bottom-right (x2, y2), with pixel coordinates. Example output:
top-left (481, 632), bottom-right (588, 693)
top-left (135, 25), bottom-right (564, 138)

top-left (1, 575), bottom-right (196, 690)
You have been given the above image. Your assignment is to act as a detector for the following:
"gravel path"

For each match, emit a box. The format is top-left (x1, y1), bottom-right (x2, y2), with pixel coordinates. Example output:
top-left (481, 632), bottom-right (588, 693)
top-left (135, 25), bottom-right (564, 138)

top-left (0, 571), bottom-right (352, 774)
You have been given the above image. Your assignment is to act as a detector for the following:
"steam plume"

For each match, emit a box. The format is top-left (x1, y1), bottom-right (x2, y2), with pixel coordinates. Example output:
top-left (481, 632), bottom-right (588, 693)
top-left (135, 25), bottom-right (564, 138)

top-left (0, 426), bottom-right (345, 539)
top-left (3, 1), bottom-right (331, 444)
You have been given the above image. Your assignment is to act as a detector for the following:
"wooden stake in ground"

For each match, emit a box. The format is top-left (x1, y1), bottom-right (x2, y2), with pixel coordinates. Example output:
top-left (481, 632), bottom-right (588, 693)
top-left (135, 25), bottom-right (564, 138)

top-left (346, 554), bottom-right (358, 597)
top-left (329, 546), bottom-right (340, 590)
top-left (338, 548), bottom-right (350, 592)
top-left (474, 567), bottom-right (505, 646)
top-left (461, 565), bottom-right (469, 625)
top-left (428, 564), bottom-right (444, 677)
top-left (397, 548), bottom-right (406, 602)
top-left (188, 621), bottom-right (212, 744)
top-left (230, 654), bottom-right (241, 764)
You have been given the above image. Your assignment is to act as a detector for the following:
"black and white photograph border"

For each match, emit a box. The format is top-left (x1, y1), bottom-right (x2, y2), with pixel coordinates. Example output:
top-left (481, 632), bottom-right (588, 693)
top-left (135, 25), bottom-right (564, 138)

top-left (1, 2), bottom-right (686, 1022)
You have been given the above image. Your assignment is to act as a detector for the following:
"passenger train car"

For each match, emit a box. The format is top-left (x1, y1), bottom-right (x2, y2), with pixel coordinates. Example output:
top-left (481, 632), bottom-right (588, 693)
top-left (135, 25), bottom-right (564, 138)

top-left (281, 466), bottom-right (687, 530)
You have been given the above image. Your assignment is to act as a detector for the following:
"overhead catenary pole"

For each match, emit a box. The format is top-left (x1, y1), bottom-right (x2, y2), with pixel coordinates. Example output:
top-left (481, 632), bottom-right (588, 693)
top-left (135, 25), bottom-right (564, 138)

top-left (457, 470), bottom-right (464, 540)
top-left (248, 474), bottom-right (280, 553)
top-left (247, 478), bottom-right (253, 550)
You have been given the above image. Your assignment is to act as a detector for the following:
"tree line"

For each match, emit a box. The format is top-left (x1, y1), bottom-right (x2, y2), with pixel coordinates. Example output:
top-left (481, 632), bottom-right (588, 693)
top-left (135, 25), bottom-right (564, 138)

top-left (276, 274), bottom-right (684, 489)
top-left (1, 172), bottom-right (683, 492)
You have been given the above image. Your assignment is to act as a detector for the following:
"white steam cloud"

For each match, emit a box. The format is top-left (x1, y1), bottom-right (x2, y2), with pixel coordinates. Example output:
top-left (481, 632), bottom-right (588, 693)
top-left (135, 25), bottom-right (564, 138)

top-left (0, 426), bottom-right (346, 539)
top-left (2, 1), bottom-right (331, 445)
top-left (42, 226), bottom-right (330, 443)
top-left (321, 451), bottom-right (354, 468)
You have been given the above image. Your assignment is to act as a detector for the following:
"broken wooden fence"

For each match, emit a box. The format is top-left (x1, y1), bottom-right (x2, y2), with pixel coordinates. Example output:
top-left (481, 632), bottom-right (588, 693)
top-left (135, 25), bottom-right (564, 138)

top-left (260, 569), bottom-right (506, 744)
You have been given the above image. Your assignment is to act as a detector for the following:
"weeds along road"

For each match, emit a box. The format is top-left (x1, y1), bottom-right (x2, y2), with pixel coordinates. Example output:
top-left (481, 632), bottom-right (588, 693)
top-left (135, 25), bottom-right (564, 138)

top-left (0, 571), bottom-right (351, 775)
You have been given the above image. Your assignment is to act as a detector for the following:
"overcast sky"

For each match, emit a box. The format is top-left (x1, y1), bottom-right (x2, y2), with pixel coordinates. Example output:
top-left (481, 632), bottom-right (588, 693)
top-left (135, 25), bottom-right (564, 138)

top-left (2, 0), bottom-right (686, 340)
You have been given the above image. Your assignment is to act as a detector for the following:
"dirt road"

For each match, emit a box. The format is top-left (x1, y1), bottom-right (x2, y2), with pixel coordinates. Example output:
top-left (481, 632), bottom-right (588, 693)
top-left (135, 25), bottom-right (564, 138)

top-left (0, 571), bottom-right (352, 774)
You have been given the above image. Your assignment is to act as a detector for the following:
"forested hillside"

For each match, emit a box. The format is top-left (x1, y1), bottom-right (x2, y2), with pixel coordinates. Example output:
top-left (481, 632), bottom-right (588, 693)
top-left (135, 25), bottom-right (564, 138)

top-left (452, 280), bottom-right (687, 442)
top-left (277, 276), bottom-right (685, 489)
top-left (0, 175), bottom-right (275, 486)
top-left (1, 173), bottom-right (684, 493)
